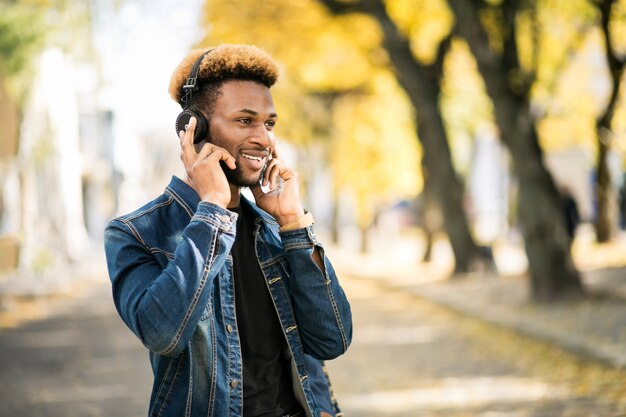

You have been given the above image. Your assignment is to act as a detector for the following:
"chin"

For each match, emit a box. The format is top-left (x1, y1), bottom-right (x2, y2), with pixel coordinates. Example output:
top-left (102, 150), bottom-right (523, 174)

top-left (225, 169), bottom-right (262, 188)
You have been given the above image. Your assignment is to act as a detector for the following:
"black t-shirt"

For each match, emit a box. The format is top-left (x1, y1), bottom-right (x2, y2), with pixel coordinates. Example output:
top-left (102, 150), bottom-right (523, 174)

top-left (231, 204), bottom-right (300, 417)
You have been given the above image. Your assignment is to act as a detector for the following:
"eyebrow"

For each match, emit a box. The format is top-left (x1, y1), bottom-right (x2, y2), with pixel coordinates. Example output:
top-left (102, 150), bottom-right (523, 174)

top-left (238, 108), bottom-right (278, 118)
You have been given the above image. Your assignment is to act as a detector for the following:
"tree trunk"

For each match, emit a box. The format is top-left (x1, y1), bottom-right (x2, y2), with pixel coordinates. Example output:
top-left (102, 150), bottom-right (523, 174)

top-left (594, 0), bottom-right (624, 243)
top-left (448, 0), bottom-right (583, 301)
top-left (419, 170), bottom-right (438, 262)
top-left (595, 133), bottom-right (613, 242)
top-left (319, 0), bottom-right (493, 274)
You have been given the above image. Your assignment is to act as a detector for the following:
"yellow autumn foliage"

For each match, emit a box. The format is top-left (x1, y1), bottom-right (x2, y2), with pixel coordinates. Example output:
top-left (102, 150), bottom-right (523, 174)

top-left (198, 0), bottom-right (422, 226)
top-left (331, 72), bottom-right (422, 226)
top-left (440, 39), bottom-right (494, 174)
top-left (518, 0), bottom-right (625, 164)
top-left (386, 0), bottom-right (454, 63)
top-left (197, 0), bottom-right (626, 219)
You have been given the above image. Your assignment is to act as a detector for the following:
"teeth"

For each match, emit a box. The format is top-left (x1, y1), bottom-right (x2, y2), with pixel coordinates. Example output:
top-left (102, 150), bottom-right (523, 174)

top-left (242, 153), bottom-right (263, 161)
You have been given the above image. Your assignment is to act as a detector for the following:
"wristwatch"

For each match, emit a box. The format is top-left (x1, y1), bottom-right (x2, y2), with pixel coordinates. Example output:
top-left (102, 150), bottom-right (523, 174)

top-left (279, 211), bottom-right (314, 232)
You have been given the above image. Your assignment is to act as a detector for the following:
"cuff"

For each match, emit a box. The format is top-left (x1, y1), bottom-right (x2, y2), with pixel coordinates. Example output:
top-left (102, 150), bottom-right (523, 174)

top-left (192, 201), bottom-right (238, 233)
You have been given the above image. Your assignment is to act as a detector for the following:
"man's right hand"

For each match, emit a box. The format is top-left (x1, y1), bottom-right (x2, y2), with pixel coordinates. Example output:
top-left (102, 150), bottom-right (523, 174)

top-left (179, 117), bottom-right (236, 208)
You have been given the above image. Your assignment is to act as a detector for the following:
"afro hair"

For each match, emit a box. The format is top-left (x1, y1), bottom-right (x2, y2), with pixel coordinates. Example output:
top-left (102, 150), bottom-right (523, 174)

top-left (168, 44), bottom-right (279, 105)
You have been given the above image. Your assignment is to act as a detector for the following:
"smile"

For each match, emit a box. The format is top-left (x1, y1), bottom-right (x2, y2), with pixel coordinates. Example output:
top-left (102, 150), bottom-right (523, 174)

top-left (241, 153), bottom-right (265, 161)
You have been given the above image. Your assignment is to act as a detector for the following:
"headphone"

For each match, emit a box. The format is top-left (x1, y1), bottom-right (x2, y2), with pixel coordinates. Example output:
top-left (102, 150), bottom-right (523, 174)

top-left (174, 49), bottom-right (214, 144)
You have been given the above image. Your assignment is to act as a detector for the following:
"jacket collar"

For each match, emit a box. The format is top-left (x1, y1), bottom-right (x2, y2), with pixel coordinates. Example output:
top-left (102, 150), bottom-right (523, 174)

top-left (240, 194), bottom-right (279, 226)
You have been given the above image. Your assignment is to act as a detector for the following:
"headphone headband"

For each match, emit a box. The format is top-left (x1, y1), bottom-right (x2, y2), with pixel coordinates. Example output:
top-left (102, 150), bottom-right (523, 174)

top-left (180, 48), bottom-right (214, 108)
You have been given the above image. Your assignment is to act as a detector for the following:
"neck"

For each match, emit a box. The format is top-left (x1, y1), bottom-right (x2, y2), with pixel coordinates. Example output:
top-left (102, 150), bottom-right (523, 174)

top-left (227, 184), bottom-right (241, 209)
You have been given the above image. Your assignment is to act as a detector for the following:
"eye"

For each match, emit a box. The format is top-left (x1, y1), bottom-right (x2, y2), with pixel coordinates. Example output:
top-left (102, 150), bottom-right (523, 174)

top-left (265, 120), bottom-right (276, 129)
top-left (237, 118), bottom-right (251, 125)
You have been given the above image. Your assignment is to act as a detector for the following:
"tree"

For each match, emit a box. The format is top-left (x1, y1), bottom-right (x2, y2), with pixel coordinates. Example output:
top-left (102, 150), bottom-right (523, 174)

top-left (593, 0), bottom-right (626, 242)
top-left (202, 0), bottom-right (492, 271)
top-left (515, 0), bottom-right (624, 245)
top-left (447, 0), bottom-right (584, 301)
top-left (0, 2), bottom-right (46, 246)
top-left (0, 2), bottom-right (46, 142)
top-left (1, 0), bottom-right (95, 275)
top-left (200, 0), bottom-right (424, 255)
top-left (318, 0), bottom-right (494, 273)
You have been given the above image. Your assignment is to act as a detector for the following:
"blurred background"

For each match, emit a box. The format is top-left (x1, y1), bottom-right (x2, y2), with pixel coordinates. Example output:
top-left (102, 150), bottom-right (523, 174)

top-left (2, 0), bottom-right (626, 416)
top-left (2, 0), bottom-right (626, 297)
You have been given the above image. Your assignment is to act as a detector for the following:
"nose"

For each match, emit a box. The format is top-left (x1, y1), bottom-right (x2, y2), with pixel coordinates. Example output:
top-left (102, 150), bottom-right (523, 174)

top-left (250, 123), bottom-right (274, 149)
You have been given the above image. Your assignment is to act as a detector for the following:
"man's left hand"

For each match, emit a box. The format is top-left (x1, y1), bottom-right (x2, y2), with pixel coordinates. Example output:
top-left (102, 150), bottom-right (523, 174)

top-left (250, 148), bottom-right (305, 226)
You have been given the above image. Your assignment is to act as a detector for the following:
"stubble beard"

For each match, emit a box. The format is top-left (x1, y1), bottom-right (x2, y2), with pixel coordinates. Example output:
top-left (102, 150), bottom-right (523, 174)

top-left (220, 160), bottom-right (267, 188)
top-left (207, 129), bottom-right (268, 188)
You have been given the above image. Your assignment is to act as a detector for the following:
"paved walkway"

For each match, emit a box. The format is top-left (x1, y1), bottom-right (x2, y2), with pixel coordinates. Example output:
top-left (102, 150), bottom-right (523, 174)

top-left (327, 236), bottom-right (626, 371)
top-left (1, 267), bottom-right (625, 416)
top-left (0, 279), bottom-right (151, 417)
top-left (327, 278), bottom-right (626, 416)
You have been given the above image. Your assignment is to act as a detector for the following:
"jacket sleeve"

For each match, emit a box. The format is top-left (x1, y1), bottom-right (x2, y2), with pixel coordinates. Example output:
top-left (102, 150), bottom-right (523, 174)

top-left (280, 226), bottom-right (352, 360)
top-left (103, 202), bottom-right (236, 357)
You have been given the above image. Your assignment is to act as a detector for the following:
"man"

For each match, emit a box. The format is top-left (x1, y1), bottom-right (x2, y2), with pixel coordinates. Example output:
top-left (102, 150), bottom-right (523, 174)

top-left (104, 44), bottom-right (352, 417)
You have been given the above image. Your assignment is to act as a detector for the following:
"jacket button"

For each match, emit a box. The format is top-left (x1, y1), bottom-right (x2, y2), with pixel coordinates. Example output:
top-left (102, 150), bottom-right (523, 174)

top-left (219, 214), bottom-right (231, 223)
top-left (230, 380), bottom-right (238, 389)
top-left (227, 324), bottom-right (233, 333)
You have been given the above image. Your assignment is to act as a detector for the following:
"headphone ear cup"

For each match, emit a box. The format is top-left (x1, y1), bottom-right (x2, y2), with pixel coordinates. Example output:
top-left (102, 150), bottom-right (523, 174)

top-left (175, 109), bottom-right (209, 144)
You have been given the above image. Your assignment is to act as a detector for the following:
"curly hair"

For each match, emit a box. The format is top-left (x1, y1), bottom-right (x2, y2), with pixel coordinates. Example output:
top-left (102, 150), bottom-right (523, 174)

top-left (168, 44), bottom-right (279, 112)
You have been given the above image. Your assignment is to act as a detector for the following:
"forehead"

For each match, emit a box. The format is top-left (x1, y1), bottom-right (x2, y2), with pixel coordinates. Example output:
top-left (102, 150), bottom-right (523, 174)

top-left (214, 80), bottom-right (275, 113)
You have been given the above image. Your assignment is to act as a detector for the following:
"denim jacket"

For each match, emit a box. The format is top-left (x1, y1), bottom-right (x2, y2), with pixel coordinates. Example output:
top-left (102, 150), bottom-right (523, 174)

top-left (104, 176), bottom-right (352, 417)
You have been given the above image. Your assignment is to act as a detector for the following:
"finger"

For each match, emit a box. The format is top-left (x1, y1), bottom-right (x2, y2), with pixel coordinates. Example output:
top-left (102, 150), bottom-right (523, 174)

top-left (271, 145), bottom-right (281, 160)
top-left (209, 147), bottom-right (237, 170)
top-left (198, 144), bottom-right (230, 160)
top-left (196, 142), bottom-right (214, 159)
top-left (180, 117), bottom-right (198, 166)
top-left (260, 160), bottom-right (272, 186)
top-left (267, 162), bottom-right (283, 191)
top-left (263, 159), bottom-right (280, 188)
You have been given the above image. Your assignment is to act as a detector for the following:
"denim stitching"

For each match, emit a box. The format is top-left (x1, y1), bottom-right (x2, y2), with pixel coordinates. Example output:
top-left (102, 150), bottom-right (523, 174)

top-left (154, 355), bottom-right (184, 417)
top-left (221, 272), bottom-right (232, 416)
top-left (326, 278), bottom-right (349, 353)
top-left (194, 214), bottom-right (236, 233)
top-left (254, 231), bottom-right (314, 417)
top-left (149, 360), bottom-right (174, 417)
top-left (283, 242), bottom-right (315, 250)
top-left (116, 198), bottom-right (175, 248)
top-left (222, 257), bottom-right (241, 417)
top-left (122, 197), bottom-right (175, 222)
top-left (160, 233), bottom-right (218, 356)
top-left (184, 344), bottom-right (193, 417)
top-left (274, 231), bottom-right (350, 353)
top-left (119, 219), bottom-right (148, 249)
top-left (166, 186), bottom-right (194, 218)
top-left (258, 255), bottom-right (282, 268)
top-left (207, 298), bottom-right (218, 417)
top-left (194, 214), bottom-right (222, 226)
